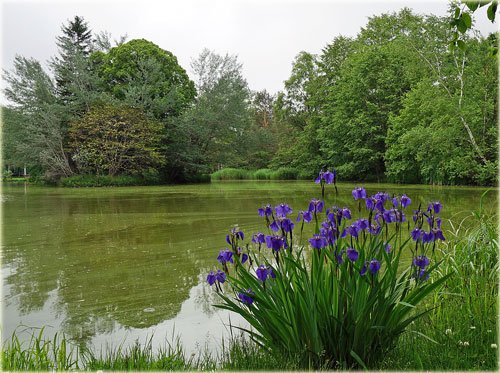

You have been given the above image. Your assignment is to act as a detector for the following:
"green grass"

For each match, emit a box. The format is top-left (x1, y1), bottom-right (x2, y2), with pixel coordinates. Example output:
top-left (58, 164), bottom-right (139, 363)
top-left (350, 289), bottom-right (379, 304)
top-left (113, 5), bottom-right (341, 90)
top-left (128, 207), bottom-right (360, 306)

top-left (210, 168), bottom-right (254, 180)
top-left (1, 330), bottom-right (301, 371)
top-left (59, 174), bottom-right (159, 187)
top-left (211, 167), bottom-right (305, 181)
top-left (379, 197), bottom-right (498, 370)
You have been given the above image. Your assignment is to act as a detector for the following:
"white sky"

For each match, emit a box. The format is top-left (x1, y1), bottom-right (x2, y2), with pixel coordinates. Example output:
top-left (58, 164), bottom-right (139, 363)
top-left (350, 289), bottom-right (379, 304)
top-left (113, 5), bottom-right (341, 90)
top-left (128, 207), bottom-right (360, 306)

top-left (1, 0), bottom-right (498, 96)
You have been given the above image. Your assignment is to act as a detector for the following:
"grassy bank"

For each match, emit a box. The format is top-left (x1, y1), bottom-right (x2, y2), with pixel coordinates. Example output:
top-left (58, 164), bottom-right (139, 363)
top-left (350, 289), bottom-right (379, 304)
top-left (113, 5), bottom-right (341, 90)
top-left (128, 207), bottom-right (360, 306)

top-left (211, 167), bottom-right (315, 181)
top-left (380, 200), bottom-right (498, 370)
top-left (1, 330), bottom-right (297, 371)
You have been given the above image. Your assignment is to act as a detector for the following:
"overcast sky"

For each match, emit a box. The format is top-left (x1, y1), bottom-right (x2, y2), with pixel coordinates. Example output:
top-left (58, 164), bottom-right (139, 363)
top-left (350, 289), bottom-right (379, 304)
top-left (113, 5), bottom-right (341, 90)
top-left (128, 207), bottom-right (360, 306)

top-left (1, 0), bottom-right (498, 95)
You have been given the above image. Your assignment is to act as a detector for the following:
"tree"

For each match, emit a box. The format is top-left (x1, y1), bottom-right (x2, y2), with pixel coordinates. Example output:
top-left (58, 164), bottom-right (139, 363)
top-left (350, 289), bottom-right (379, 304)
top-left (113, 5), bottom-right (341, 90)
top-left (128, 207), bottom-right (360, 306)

top-left (68, 104), bottom-right (163, 176)
top-left (3, 56), bottom-right (74, 178)
top-left (174, 49), bottom-right (252, 174)
top-left (93, 39), bottom-right (196, 120)
top-left (51, 16), bottom-right (96, 109)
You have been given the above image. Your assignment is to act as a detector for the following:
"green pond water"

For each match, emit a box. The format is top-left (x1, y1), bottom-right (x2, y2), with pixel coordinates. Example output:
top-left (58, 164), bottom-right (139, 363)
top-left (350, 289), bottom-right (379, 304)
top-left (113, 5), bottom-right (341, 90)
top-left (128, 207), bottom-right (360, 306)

top-left (1, 181), bottom-right (497, 354)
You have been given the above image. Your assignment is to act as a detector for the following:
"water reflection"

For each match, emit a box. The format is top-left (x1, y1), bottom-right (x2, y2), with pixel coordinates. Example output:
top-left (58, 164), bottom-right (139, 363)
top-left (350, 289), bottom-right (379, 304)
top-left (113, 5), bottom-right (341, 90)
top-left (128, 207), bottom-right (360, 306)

top-left (2, 182), bottom-right (497, 352)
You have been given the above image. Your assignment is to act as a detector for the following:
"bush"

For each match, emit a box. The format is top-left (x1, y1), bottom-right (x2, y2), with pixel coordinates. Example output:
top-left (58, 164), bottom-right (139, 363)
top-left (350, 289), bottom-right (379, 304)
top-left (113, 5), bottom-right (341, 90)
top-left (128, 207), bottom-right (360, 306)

top-left (252, 169), bottom-right (273, 180)
top-left (206, 177), bottom-right (449, 369)
top-left (211, 168), bottom-right (252, 180)
top-left (60, 175), bottom-right (154, 187)
top-left (270, 167), bottom-right (298, 180)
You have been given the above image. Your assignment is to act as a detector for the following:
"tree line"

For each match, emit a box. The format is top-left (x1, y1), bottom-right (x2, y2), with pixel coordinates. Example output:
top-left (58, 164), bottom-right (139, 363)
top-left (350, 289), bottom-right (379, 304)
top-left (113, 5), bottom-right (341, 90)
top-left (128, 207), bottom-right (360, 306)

top-left (2, 8), bottom-right (497, 185)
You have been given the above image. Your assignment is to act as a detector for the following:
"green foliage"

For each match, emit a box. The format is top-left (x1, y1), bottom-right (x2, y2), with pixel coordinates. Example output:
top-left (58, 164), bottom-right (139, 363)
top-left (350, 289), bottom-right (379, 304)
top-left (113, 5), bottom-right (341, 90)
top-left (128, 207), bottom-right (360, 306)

top-left (450, 1), bottom-right (498, 54)
top-left (59, 174), bottom-right (158, 187)
top-left (3, 58), bottom-right (74, 179)
top-left (210, 168), bottom-right (253, 181)
top-left (381, 195), bottom-right (498, 370)
top-left (212, 190), bottom-right (449, 369)
top-left (93, 39), bottom-right (195, 119)
top-left (68, 104), bottom-right (163, 176)
top-left (1, 328), bottom-right (80, 371)
top-left (253, 168), bottom-right (274, 180)
top-left (269, 167), bottom-right (298, 180)
top-left (272, 9), bottom-right (497, 186)
top-left (174, 50), bottom-right (252, 177)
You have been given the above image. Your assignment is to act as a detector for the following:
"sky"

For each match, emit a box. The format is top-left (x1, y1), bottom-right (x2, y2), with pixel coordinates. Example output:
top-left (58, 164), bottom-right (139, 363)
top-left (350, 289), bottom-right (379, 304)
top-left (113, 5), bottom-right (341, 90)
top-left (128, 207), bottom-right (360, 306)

top-left (1, 0), bottom-right (498, 96)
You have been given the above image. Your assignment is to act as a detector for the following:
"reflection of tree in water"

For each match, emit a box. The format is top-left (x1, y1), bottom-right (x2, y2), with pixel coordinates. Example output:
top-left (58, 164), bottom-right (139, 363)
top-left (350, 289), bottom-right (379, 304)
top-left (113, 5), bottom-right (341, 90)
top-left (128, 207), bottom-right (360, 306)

top-left (192, 274), bottom-right (221, 317)
top-left (3, 189), bottom-right (232, 345)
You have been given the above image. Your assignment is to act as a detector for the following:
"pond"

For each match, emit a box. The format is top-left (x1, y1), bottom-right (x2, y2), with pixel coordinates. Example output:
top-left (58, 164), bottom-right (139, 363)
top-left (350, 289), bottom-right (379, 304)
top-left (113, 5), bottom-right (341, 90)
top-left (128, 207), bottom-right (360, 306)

top-left (1, 181), bottom-right (497, 355)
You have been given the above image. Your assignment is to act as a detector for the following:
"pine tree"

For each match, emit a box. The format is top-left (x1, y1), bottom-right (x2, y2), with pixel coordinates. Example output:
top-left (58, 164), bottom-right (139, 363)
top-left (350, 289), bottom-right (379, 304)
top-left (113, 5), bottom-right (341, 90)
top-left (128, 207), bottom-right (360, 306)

top-left (51, 16), bottom-right (95, 107)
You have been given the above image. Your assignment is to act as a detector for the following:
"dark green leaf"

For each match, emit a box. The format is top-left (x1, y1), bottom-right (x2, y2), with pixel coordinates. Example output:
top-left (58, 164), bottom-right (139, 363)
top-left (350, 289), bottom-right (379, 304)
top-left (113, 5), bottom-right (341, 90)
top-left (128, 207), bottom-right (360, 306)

top-left (487, 2), bottom-right (497, 21)
top-left (465, 1), bottom-right (479, 11)
top-left (462, 12), bottom-right (472, 28)
top-left (457, 19), bottom-right (468, 33)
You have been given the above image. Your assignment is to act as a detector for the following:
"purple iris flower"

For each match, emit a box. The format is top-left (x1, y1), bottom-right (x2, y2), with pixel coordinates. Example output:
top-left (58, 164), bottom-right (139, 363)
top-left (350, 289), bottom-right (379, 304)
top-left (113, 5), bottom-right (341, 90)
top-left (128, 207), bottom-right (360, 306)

top-left (375, 199), bottom-right (385, 212)
top-left (275, 203), bottom-right (293, 217)
top-left (427, 201), bottom-right (442, 214)
top-left (356, 218), bottom-right (369, 230)
top-left (342, 208), bottom-right (352, 219)
top-left (383, 209), bottom-right (395, 223)
top-left (422, 231), bottom-right (434, 243)
top-left (258, 204), bottom-right (273, 217)
top-left (241, 253), bottom-right (249, 264)
top-left (226, 228), bottom-right (244, 245)
top-left (352, 187), bottom-right (367, 200)
top-left (323, 170), bottom-right (335, 184)
top-left (296, 210), bottom-right (313, 223)
top-left (413, 255), bottom-right (430, 269)
top-left (207, 270), bottom-right (226, 286)
top-left (369, 259), bottom-right (381, 274)
top-left (252, 232), bottom-right (265, 244)
top-left (281, 218), bottom-right (295, 232)
top-left (360, 263), bottom-right (367, 276)
top-left (415, 269), bottom-right (430, 281)
top-left (315, 171), bottom-right (324, 184)
top-left (217, 249), bottom-right (234, 264)
top-left (215, 269), bottom-right (226, 283)
top-left (256, 265), bottom-right (269, 282)
top-left (309, 234), bottom-right (328, 249)
top-left (336, 252), bottom-right (344, 264)
top-left (270, 220), bottom-right (280, 232)
top-left (321, 225), bottom-right (337, 245)
top-left (345, 224), bottom-right (360, 238)
top-left (265, 235), bottom-right (285, 252)
top-left (207, 271), bottom-right (216, 286)
top-left (346, 247), bottom-right (359, 262)
top-left (401, 194), bottom-right (411, 208)
top-left (308, 198), bottom-right (324, 213)
top-left (366, 197), bottom-right (375, 210)
top-left (369, 223), bottom-right (382, 235)
top-left (269, 267), bottom-right (276, 278)
top-left (230, 228), bottom-right (244, 240)
top-left (391, 197), bottom-right (399, 208)
top-left (384, 243), bottom-right (392, 253)
top-left (315, 170), bottom-right (335, 184)
top-left (411, 228), bottom-right (422, 241)
top-left (432, 228), bottom-right (446, 241)
top-left (238, 289), bottom-right (254, 305)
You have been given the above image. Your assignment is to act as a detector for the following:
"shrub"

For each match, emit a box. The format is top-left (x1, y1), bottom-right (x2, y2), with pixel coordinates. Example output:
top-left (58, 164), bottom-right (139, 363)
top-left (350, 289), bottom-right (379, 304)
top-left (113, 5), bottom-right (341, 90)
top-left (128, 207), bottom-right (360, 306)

top-left (270, 167), bottom-right (298, 180)
top-left (206, 171), bottom-right (449, 369)
top-left (252, 169), bottom-right (273, 180)
top-left (211, 168), bottom-right (252, 180)
top-left (60, 175), bottom-right (151, 187)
